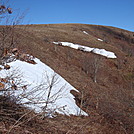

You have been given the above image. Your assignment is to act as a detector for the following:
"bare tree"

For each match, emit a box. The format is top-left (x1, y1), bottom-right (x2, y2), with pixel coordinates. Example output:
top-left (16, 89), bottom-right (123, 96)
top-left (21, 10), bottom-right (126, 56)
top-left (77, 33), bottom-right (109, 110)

top-left (0, 1), bottom-right (27, 65)
top-left (0, 2), bottom-right (13, 62)
top-left (25, 72), bottom-right (67, 118)
top-left (0, 15), bottom-right (26, 58)
top-left (81, 54), bottom-right (102, 83)
top-left (92, 55), bottom-right (102, 83)
top-left (0, 67), bottom-right (27, 102)
top-left (0, 65), bottom-right (68, 118)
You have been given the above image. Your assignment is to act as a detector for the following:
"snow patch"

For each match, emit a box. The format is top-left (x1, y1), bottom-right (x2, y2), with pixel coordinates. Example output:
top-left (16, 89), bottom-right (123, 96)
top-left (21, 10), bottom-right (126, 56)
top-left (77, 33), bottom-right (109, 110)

top-left (53, 42), bottom-right (117, 58)
top-left (97, 38), bottom-right (103, 42)
top-left (92, 48), bottom-right (116, 58)
top-left (83, 31), bottom-right (89, 35)
top-left (0, 58), bottom-right (88, 116)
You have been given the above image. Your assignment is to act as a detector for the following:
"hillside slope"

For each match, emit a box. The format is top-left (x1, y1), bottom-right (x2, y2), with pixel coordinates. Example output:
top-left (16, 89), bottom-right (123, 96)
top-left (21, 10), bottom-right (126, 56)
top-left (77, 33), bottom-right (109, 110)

top-left (0, 23), bottom-right (134, 134)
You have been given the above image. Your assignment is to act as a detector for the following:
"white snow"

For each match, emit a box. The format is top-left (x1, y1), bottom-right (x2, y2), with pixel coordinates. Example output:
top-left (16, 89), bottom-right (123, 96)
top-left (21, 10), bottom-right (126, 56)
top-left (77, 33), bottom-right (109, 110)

top-left (92, 48), bottom-right (116, 58)
top-left (83, 31), bottom-right (89, 35)
top-left (53, 42), bottom-right (117, 58)
top-left (0, 58), bottom-right (88, 116)
top-left (97, 38), bottom-right (103, 42)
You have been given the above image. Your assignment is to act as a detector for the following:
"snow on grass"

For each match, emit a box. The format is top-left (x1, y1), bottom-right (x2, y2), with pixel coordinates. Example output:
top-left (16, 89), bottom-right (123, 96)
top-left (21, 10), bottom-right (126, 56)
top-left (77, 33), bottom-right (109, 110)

top-left (92, 48), bottom-right (116, 58)
top-left (97, 38), bottom-right (103, 42)
top-left (53, 42), bottom-right (117, 58)
top-left (83, 31), bottom-right (89, 35)
top-left (0, 58), bottom-right (88, 116)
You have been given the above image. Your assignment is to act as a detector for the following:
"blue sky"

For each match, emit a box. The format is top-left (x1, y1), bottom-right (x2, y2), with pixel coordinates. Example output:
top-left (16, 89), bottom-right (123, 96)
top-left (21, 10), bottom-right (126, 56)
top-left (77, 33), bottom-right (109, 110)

top-left (6, 0), bottom-right (134, 31)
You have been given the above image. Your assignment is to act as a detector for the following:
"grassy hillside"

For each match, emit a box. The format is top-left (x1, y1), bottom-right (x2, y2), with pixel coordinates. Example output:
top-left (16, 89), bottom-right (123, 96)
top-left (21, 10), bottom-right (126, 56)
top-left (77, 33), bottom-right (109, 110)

top-left (0, 23), bottom-right (134, 134)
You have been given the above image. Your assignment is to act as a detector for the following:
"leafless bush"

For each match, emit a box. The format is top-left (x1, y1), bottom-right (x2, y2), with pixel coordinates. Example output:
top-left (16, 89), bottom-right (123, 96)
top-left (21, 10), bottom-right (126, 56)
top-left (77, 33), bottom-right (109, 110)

top-left (82, 54), bottom-right (103, 83)
top-left (0, 65), bottom-right (70, 132)
top-left (0, 1), bottom-right (27, 65)
top-left (23, 72), bottom-right (67, 118)
top-left (0, 68), bottom-right (27, 103)
top-left (0, 16), bottom-right (26, 59)
top-left (0, 66), bottom-right (67, 117)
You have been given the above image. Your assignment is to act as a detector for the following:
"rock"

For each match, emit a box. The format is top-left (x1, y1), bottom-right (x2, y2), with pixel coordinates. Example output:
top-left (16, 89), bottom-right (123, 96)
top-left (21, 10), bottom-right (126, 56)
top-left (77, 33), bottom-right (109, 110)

top-left (0, 78), bottom-right (8, 83)
top-left (12, 48), bottom-right (18, 54)
top-left (26, 60), bottom-right (36, 64)
top-left (0, 82), bottom-right (5, 90)
top-left (4, 64), bottom-right (10, 70)
top-left (78, 46), bottom-right (85, 51)
top-left (0, 67), bottom-right (2, 71)
top-left (19, 53), bottom-right (27, 61)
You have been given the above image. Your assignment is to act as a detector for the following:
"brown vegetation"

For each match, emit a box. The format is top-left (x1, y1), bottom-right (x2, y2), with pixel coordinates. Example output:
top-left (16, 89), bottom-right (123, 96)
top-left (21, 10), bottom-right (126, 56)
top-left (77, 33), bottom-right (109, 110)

top-left (0, 23), bottom-right (134, 134)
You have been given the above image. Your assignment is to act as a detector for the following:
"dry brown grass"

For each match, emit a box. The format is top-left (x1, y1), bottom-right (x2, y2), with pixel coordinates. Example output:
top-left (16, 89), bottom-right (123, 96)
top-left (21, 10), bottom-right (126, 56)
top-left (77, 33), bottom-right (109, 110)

top-left (0, 95), bottom-right (127, 134)
top-left (0, 23), bottom-right (134, 134)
